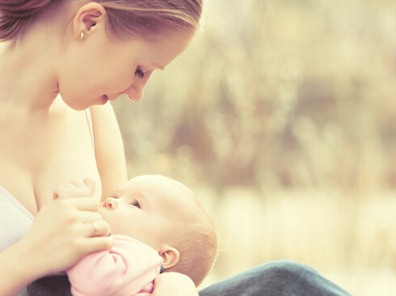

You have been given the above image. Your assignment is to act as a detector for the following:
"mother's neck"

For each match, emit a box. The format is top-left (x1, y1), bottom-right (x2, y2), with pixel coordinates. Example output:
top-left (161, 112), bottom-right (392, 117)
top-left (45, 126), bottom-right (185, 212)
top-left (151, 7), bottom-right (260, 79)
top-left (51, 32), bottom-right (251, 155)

top-left (0, 8), bottom-right (71, 114)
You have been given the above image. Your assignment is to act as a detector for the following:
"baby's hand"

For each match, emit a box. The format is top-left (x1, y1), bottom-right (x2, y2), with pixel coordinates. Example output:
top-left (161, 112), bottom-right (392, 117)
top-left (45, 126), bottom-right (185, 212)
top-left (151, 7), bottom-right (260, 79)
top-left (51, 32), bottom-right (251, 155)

top-left (53, 178), bottom-right (96, 200)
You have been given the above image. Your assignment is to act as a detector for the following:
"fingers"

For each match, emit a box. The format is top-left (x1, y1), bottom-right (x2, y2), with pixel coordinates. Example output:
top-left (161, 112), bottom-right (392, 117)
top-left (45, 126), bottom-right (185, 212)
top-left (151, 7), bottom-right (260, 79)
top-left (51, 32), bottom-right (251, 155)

top-left (64, 197), bottom-right (100, 211)
top-left (79, 236), bottom-right (115, 254)
top-left (86, 220), bottom-right (111, 237)
top-left (71, 222), bottom-right (114, 257)
top-left (64, 199), bottom-right (111, 237)
top-left (54, 178), bottom-right (96, 200)
top-left (44, 198), bottom-right (112, 239)
top-left (44, 198), bottom-right (111, 236)
top-left (70, 178), bottom-right (96, 191)
top-left (29, 198), bottom-right (113, 274)
top-left (77, 210), bottom-right (102, 223)
top-left (83, 178), bottom-right (96, 194)
top-left (58, 199), bottom-right (111, 236)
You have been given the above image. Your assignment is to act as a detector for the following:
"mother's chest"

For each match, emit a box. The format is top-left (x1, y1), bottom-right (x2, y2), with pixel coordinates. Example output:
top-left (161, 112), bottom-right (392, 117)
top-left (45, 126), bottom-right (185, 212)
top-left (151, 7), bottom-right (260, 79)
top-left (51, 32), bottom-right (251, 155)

top-left (0, 109), bottom-right (101, 215)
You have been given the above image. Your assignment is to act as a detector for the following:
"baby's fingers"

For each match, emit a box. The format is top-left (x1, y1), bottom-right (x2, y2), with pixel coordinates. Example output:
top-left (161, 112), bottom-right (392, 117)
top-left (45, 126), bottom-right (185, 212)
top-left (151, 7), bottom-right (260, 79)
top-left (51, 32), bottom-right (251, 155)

top-left (82, 178), bottom-right (96, 194)
top-left (54, 179), bottom-right (96, 200)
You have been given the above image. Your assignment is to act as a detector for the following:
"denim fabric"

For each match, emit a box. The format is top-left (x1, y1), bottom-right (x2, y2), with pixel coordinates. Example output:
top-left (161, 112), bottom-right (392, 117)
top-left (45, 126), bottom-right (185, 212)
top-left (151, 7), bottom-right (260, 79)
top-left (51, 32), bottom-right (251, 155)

top-left (27, 260), bottom-right (352, 296)
top-left (27, 273), bottom-right (71, 296)
top-left (199, 260), bottom-right (352, 296)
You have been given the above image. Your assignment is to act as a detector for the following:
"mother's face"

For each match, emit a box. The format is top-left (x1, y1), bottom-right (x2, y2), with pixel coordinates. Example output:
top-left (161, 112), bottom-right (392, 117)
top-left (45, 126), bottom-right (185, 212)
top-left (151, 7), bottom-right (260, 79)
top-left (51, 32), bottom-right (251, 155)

top-left (57, 3), bottom-right (195, 110)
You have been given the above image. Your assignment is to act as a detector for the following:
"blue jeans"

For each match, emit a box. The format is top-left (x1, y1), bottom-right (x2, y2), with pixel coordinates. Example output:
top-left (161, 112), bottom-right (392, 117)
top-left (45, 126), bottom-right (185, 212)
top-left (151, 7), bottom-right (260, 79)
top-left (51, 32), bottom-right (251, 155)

top-left (27, 260), bottom-right (352, 296)
top-left (199, 260), bottom-right (352, 296)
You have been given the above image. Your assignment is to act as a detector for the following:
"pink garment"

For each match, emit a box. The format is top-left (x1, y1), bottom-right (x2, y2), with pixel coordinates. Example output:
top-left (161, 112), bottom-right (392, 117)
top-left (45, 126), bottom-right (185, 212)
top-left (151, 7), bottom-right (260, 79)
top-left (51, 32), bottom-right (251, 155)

top-left (67, 234), bottom-right (163, 296)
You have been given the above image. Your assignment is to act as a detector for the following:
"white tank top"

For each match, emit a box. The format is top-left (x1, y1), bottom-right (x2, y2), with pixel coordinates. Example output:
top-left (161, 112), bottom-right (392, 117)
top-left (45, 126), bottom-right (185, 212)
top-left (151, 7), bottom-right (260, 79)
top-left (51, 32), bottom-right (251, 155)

top-left (0, 185), bottom-right (34, 252)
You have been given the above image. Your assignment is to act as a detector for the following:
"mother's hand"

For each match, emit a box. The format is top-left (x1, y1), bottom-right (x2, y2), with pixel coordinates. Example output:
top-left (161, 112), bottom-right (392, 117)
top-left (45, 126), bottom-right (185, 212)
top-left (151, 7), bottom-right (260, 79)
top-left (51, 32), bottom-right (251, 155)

top-left (21, 197), bottom-right (113, 277)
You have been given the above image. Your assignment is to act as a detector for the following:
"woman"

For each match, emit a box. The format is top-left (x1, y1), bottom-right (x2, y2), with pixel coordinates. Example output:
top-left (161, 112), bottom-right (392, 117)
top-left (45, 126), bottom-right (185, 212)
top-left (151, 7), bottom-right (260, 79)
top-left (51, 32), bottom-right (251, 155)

top-left (0, 0), bottom-right (351, 295)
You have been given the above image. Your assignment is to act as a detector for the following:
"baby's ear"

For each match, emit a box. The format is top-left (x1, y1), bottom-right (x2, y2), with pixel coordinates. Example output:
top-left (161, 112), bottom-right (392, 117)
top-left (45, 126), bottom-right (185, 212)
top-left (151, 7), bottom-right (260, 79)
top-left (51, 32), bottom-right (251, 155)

top-left (158, 245), bottom-right (180, 269)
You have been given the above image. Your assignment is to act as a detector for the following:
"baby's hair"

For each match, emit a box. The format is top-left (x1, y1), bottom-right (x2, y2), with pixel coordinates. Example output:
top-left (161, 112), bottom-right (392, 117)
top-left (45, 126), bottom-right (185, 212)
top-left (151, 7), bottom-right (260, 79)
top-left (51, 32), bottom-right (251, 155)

top-left (167, 215), bottom-right (217, 286)
top-left (164, 193), bottom-right (218, 286)
top-left (0, 0), bottom-right (202, 40)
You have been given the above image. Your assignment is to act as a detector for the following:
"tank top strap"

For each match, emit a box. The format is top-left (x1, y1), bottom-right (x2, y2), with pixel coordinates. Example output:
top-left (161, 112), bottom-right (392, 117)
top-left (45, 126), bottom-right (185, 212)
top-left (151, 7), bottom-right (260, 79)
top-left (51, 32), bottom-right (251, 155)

top-left (85, 108), bottom-right (95, 151)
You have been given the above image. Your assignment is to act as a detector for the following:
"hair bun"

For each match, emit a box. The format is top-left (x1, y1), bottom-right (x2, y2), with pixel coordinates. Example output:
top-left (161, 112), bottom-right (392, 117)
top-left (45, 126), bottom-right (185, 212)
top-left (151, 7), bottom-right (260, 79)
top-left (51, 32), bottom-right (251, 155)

top-left (0, 0), bottom-right (54, 40)
top-left (0, 0), bottom-right (54, 16)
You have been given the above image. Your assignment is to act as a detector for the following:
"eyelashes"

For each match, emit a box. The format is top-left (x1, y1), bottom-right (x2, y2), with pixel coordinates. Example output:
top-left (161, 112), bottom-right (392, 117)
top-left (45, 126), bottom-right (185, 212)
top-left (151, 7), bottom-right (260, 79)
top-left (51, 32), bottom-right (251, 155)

top-left (108, 194), bottom-right (141, 209)
top-left (130, 201), bottom-right (141, 209)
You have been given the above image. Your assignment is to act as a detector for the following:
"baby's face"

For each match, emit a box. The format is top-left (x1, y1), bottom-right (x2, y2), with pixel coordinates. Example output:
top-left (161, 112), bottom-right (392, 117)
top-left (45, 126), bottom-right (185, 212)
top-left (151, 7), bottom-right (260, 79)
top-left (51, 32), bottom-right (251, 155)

top-left (99, 175), bottom-right (193, 250)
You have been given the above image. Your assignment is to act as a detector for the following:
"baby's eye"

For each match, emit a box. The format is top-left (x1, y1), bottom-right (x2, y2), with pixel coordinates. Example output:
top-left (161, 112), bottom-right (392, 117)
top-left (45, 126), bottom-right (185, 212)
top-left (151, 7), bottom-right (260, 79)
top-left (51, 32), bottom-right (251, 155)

top-left (130, 201), bottom-right (141, 209)
top-left (134, 67), bottom-right (144, 78)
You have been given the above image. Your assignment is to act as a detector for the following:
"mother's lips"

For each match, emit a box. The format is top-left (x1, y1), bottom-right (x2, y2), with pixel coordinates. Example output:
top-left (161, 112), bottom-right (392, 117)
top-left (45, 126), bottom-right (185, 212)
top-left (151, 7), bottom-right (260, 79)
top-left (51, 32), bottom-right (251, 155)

top-left (103, 95), bottom-right (119, 101)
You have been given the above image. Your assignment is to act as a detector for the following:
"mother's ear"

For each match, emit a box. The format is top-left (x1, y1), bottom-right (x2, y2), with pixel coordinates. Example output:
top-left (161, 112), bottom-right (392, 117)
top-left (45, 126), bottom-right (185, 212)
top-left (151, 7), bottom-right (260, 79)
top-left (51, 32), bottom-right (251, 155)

top-left (72, 2), bottom-right (107, 40)
top-left (158, 245), bottom-right (180, 269)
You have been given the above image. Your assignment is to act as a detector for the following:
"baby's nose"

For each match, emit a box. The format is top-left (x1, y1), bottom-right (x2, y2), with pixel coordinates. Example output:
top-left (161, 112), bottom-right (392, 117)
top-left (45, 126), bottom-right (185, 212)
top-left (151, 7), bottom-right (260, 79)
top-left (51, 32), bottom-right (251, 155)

top-left (103, 198), bottom-right (117, 209)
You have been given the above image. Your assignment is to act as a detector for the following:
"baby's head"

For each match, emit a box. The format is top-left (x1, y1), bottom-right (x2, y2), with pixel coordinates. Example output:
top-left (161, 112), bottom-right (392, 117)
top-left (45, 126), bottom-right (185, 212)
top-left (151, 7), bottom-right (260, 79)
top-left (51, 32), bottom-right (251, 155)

top-left (100, 174), bottom-right (217, 286)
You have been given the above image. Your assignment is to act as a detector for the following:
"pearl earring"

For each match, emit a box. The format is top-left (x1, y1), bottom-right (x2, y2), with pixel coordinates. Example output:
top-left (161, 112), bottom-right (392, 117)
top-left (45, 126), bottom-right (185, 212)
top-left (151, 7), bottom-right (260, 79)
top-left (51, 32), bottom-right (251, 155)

top-left (80, 31), bottom-right (84, 40)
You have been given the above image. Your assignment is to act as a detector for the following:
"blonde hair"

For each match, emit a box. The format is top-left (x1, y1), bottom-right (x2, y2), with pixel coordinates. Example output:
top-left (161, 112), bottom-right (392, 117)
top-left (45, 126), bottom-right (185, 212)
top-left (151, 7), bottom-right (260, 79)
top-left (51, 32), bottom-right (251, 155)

top-left (165, 195), bottom-right (218, 287)
top-left (100, 0), bottom-right (202, 37)
top-left (0, 0), bottom-right (202, 40)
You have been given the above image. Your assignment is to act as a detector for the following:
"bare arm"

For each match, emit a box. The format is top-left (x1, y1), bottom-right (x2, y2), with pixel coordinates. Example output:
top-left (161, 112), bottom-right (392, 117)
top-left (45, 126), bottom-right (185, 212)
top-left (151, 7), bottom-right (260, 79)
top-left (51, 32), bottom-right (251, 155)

top-left (90, 104), bottom-right (128, 200)
top-left (0, 241), bottom-right (42, 296)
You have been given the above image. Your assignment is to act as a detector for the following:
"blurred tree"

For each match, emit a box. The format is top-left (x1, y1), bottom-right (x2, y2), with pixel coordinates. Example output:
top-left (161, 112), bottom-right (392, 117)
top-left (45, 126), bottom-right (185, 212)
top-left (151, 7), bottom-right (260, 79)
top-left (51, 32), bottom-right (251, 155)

top-left (113, 0), bottom-right (396, 193)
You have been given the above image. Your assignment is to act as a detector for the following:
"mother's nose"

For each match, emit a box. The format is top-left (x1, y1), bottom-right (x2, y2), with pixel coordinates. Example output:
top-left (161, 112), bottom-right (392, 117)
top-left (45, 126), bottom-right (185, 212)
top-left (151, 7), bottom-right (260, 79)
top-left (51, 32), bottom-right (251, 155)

top-left (125, 71), bottom-right (153, 101)
top-left (103, 197), bottom-right (117, 209)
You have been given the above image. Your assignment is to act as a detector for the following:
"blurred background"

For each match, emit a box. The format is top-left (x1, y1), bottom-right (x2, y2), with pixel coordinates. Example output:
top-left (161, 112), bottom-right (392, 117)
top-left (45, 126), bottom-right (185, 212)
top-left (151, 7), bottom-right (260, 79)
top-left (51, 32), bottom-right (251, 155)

top-left (112, 0), bottom-right (396, 295)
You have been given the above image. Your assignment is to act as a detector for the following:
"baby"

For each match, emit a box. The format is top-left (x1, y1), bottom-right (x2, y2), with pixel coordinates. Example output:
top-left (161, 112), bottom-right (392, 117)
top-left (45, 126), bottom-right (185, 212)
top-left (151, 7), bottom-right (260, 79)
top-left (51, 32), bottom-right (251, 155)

top-left (58, 175), bottom-right (217, 296)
